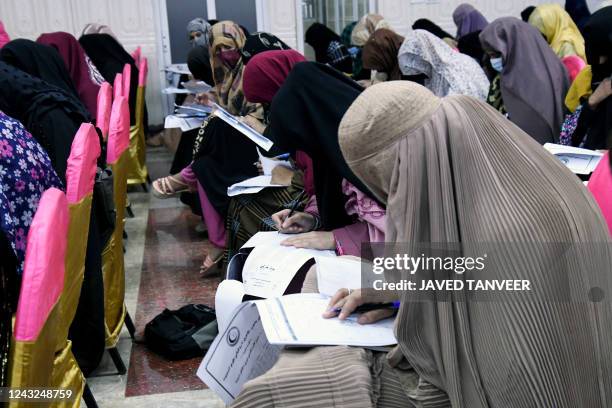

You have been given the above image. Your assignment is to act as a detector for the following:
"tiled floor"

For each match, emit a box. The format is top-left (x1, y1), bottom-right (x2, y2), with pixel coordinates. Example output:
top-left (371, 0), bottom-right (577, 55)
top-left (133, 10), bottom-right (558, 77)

top-left (86, 146), bottom-right (225, 407)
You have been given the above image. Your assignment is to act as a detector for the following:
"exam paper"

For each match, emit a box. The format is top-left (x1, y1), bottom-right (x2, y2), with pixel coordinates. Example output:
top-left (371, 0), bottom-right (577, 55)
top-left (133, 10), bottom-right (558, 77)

top-left (212, 103), bottom-right (274, 151)
top-left (255, 294), bottom-right (397, 347)
top-left (163, 64), bottom-right (190, 75)
top-left (227, 175), bottom-right (285, 197)
top-left (242, 245), bottom-right (335, 298)
top-left (181, 80), bottom-right (212, 94)
top-left (257, 148), bottom-right (292, 176)
top-left (197, 302), bottom-right (282, 405)
top-left (162, 86), bottom-right (192, 95)
top-left (315, 256), bottom-right (364, 297)
top-left (543, 143), bottom-right (604, 175)
top-left (241, 231), bottom-right (293, 248)
top-left (164, 115), bottom-right (204, 131)
top-left (215, 279), bottom-right (246, 333)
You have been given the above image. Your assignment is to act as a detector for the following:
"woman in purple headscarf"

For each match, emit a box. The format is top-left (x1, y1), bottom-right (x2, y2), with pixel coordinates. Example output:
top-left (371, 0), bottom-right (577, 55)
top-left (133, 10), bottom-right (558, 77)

top-left (453, 3), bottom-right (489, 39)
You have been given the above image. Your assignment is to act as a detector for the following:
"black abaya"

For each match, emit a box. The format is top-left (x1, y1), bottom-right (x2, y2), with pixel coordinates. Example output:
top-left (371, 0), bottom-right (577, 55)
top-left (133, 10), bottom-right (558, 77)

top-left (268, 61), bottom-right (380, 230)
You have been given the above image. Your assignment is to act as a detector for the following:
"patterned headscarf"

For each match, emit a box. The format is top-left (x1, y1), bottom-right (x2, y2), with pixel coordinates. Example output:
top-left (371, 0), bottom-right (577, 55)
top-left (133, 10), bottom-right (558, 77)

top-left (209, 21), bottom-right (255, 115)
top-left (351, 14), bottom-right (392, 46)
top-left (240, 32), bottom-right (290, 64)
top-left (398, 29), bottom-right (489, 100)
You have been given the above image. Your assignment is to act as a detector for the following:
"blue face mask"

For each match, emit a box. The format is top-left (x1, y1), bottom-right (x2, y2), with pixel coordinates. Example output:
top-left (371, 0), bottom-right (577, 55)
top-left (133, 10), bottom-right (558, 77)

top-left (490, 57), bottom-right (503, 73)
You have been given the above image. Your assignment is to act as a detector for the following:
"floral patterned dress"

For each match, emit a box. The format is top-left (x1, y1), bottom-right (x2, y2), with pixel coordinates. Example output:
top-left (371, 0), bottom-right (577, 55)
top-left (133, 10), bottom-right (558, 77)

top-left (0, 110), bottom-right (62, 275)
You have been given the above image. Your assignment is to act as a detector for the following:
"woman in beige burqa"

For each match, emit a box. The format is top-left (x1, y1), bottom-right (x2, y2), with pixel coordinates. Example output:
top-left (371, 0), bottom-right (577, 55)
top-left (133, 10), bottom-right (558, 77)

top-left (231, 81), bottom-right (612, 407)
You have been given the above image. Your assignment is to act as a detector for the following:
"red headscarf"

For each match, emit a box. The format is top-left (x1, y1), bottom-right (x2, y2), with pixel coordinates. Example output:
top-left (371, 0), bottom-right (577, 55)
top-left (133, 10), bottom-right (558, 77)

top-left (243, 49), bottom-right (305, 104)
top-left (37, 31), bottom-right (100, 118)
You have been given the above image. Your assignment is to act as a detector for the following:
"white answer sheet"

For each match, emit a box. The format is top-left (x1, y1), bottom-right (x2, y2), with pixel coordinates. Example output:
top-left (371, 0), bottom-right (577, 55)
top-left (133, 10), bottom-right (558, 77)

top-left (315, 256), bottom-right (364, 297)
top-left (255, 294), bottom-right (397, 347)
top-left (212, 103), bottom-right (274, 151)
top-left (197, 302), bottom-right (282, 404)
top-left (242, 245), bottom-right (335, 298)
top-left (227, 175), bottom-right (285, 197)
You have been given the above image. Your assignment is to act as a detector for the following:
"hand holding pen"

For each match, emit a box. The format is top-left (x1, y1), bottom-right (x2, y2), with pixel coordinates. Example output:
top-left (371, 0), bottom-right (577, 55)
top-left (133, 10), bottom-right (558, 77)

top-left (322, 288), bottom-right (400, 325)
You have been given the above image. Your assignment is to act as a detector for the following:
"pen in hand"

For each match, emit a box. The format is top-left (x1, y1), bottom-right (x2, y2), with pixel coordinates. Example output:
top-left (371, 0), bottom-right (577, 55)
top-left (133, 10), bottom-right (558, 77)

top-left (330, 301), bottom-right (401, 315)
top-left (278, 191), bottom-right (305, 233)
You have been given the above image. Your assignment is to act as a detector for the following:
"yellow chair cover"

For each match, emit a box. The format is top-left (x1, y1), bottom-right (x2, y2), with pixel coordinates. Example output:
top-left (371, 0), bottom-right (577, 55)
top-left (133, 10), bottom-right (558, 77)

top-left (48, 198), bottom-right (93, 407)
top-left (8, 188), bottom-right (68, 408)
top-left (102, 146), bottom-right (129, 348)
top-left (8, 310), bottom-right (62, 408)
top-left (126, 85), bottom-right (148, 185)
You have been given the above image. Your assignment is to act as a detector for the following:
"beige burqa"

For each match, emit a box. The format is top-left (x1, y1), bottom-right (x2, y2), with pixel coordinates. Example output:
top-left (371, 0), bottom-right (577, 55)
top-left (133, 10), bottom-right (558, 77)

top-left (339, 81), bottom-right (612, 407)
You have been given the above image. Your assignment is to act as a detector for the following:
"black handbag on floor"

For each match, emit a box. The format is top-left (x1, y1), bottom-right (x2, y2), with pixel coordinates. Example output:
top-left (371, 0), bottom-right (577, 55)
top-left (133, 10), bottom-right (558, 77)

top-left (145, 304), bottom-right (217, 360)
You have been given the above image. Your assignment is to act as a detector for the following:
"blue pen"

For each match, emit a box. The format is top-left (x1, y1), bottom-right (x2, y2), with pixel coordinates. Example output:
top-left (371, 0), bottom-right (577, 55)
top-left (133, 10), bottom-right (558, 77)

top-left (272, 153), bottom-right (291, 160)
top-left (332, 301), bottom-right (400, 315)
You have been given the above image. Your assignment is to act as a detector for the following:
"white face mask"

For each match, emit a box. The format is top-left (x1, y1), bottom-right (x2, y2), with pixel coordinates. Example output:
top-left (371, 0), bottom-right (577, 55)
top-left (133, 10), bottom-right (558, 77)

top-left (490, 57), bottom-right (503, 73)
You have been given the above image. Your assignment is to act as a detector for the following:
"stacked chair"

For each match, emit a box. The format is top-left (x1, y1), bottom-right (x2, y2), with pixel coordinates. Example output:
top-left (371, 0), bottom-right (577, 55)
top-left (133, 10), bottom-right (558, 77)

top-left (8, 122), bottom-right (101, 407)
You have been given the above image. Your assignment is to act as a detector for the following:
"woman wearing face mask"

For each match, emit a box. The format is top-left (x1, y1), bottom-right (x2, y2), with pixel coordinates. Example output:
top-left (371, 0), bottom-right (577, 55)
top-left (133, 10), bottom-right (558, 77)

top-left (397, 29), bottom-right (489, 100)
top-left (187, 18), bottom-right (211, 48)
top-left (153, 23), bottom-right (292, 274)
top-left (480, 17), bottom-right (570, 144)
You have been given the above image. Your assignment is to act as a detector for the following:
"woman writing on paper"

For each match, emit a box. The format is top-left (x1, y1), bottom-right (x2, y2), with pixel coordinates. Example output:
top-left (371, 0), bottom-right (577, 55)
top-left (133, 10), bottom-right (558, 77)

top-left (243, 59), bottom-right (386, 256)
top-left (232, 81), bottom-right (612, 408)
top-left (152, 22), bottom-right (291, 274)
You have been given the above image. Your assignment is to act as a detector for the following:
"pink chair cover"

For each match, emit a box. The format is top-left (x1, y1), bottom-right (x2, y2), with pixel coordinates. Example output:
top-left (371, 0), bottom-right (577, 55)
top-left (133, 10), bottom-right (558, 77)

top-left (14, 188), bottom-right (68, 341)
top-left (122, 63), bottom-right (131, 99)
top-left (113, 73), bottom-right (123, 99)
top-left (138, 57), bottom-right (148, 87)
top-left (131, 46), bottom-right (142, 65)
top-left (106, 95), bottom-right (130, 164)
top-left (65, 123), bottom-right (101, 204)
top-left (561, 55), bottom-right (587, 83)
top-left (96, 82), bottom-right (112, 140)
top-left (0, 21), bottom-right (10, 49)
top-left (588, 152), bottom-right (612, 236)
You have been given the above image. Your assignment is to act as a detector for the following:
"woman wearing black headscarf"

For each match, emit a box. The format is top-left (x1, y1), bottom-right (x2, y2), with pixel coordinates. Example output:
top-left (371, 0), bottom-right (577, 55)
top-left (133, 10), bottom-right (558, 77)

top-left (566, 0), bottom-right (591, 32)
top-left (0, 62), bottom-right (105, 375)
top-left (268, 61), bottom-right (378, 230)
top-left (79, 33), bottom-right (141, 126)
top-left (566, 6), bottom-right (612, 149)
top-left (411, 18), bottom-right (457, 48)
top-left (305, 23), bottom-right (353, 74)
top-left (0, 39), bottom-right (80, 98)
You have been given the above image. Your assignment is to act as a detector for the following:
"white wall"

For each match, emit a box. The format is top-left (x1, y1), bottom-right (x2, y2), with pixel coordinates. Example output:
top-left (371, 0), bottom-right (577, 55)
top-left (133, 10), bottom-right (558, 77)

top-left (378, 0), bottom-right (562, 36)
top-left (0, 0), bottom-right (163, 124)
top-left (1, 0), bottom-right (608, 125)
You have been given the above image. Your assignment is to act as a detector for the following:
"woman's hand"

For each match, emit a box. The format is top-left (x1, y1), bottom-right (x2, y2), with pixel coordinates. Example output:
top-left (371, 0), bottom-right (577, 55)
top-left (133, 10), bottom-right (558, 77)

top-left (195, 91), bottom-right (215, 106)
top-left (272, 210), bottom-right (315, 233)
top-left (281, 231), bottom-right (335, 250)
top-left (322, 288), bottom-right (397, 324)
top-left (240, 115), bottom-right (266, 133)
top-left (588, 77), bottom-right (612, 109)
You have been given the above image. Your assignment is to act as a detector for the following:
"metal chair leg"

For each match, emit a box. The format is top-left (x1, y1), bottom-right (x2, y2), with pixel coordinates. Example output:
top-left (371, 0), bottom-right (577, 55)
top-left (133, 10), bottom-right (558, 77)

top-left (125, 311), bottom-right (136, 340)
top-left (107, 347), bottom-right (127, 375)
top-left (82, 383), bottom-right (99, 408)
top-left (126, 204), bottom-right (135, 218)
